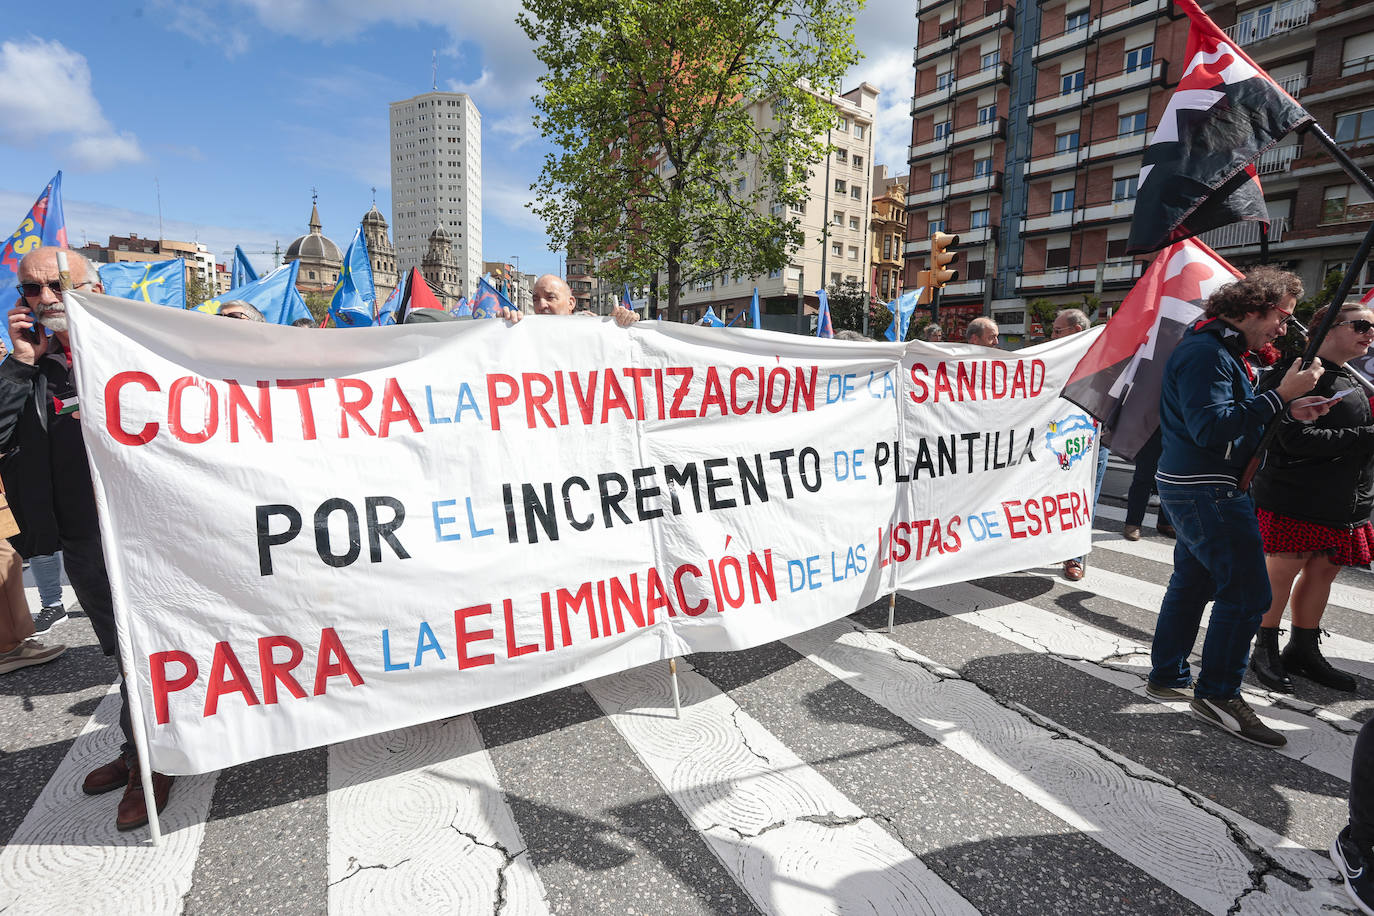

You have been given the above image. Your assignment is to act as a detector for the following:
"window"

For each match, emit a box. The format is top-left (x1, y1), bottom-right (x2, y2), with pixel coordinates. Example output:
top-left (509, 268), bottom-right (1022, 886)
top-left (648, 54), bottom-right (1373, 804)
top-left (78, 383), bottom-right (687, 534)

top-left (1118, 111), bottom-right (1148, 136)
top-left (1065, 9), bottom-right (1089, 31)
top-left (978, 104), bottom-right (998, 124)
top-left (1055, 130), bottom-right (1080, 152)
top-left (852, 155), bottom-right (864, 169)
top-left (970, 208), bottom-right (990, 228)
top-left (1052, 188), bottom-right (1075, 212)
top-left (1335, 107), bottom-right (1374, 146)
top-left (831, 272), bottom-right (842, 285)
top-left (883, 236), bottom-right (893, 259)
top-left (931, 170), bottom-right (948, 189)
top-left (837, 117), bottom-right (849, 133)
top-left (934, 120), bottom-right (953, 140)
top-left (1046, 247), bottom-right (1071, 269)
top-left (936, 70), bottom-right (955, 90)
top-left (981, 50), bottom-right (1000, 70)
top-left (735, 177), bottom-right (746, 193)
top-left (832, 242), bottom-right (843, 256)
top-left (768, 266), bottom-right (783, 279)
top-left (855, 124), bottom-right (865, 140)
top-left (1060, 70), bottom-right (1085, 95)
top-left (974, 157), bottom-right (993, 177)
top-left (1113, 175), bottom-right (1139, 201)
top-left (770, 201), bottom-right (785, 216)
top-left (851, 185), bottom-right (863, 200)
top-left (1125, 45), bottom-right (1154, 73)
top-left (833, 210), bottom-right (845, 226)
top-left (835, 179), bottom-right (847, 194)
top-left (1343, 33), bottom-right (1374, 76)
top-left (849, 216), bottom-right (861, 230)
top-left (836, 148), bottom-right (848, 162)
top-left (929, 219), bottom-right (946, 234)
top-left (848, 246), bottom-right (859, 260)
top-left (1322, 183), bottom-right (1374, 223)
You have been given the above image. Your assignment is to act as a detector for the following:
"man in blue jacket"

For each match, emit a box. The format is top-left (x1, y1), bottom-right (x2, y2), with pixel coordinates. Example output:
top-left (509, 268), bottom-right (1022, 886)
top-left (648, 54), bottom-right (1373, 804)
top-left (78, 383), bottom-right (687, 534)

top-left (1148, 266), bottom-right (1328, 748)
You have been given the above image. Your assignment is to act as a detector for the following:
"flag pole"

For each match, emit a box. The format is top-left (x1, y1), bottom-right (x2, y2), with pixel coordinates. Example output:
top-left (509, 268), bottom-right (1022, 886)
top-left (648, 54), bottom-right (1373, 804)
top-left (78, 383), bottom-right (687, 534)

top-left (1239, 218), bottom-right (1374, 489)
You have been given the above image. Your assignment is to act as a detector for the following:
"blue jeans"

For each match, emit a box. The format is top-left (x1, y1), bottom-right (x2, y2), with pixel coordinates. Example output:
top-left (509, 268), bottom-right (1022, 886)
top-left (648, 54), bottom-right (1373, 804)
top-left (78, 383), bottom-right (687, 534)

top-left (1149, 482), bottom-right (1271, 699)
top-left (29, 552), bottom-right (63, 609)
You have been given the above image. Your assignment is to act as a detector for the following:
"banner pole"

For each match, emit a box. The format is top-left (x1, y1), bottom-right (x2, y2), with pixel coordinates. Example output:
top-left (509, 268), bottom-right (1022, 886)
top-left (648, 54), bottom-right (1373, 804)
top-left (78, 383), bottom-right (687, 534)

top-left (668, 658), bottom-right (681, 718)
top-left (886, 592), bottom-right (895, 633)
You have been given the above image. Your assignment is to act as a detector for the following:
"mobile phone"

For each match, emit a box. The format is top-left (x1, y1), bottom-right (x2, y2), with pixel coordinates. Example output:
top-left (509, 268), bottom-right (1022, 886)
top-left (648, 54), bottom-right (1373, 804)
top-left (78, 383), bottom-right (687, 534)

top-left (1309, 387), bottom-right (1361, 408)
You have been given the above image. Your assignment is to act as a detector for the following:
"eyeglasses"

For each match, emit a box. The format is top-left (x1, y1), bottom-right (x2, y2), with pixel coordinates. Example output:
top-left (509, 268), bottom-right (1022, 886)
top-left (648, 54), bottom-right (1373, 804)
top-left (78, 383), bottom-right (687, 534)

top-left (1337, 319), bottom-right (1374, 333)
top-left (15, 280), bottom-right (93, 298)
top-left (217, 310), bottom-right (250, 320)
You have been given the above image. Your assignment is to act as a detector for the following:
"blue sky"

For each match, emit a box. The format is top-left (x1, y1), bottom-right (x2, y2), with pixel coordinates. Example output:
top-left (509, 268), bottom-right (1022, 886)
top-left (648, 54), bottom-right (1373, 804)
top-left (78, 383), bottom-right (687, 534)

top-left (1, 0), bottom-right (912, 278)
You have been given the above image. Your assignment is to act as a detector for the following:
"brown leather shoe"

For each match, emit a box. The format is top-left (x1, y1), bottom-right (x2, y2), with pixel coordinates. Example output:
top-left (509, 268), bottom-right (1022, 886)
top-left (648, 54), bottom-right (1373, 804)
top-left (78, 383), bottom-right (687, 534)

top-left (83, 756), bottom-right (130, 795)
top-left (1063, 559), bottom-right (1085, 581)
top-left (1156, 522), bottom-right (1176, 539)
top-left (115, 763), bottom-right (173, 832)
top-left (1122, 524), bottom-right (1142, 541)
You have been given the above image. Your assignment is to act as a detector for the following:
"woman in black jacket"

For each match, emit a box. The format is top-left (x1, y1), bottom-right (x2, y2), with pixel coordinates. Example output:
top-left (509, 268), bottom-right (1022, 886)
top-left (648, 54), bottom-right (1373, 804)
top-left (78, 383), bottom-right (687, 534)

top-left (1250, 301), bottom-right (1374, 693)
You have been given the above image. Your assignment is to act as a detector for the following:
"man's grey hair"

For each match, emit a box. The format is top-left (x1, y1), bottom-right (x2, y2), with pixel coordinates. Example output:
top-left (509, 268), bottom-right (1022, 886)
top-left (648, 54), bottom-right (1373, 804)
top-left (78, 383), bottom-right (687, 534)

top-left (833, 329), bottom-right (869, 341)
top-left (967, 316), bottom-right (998, 341)
top-left (1056, 308), bottom-right (1090, 331)
top-left (218, 300), bottom-right (266, 322)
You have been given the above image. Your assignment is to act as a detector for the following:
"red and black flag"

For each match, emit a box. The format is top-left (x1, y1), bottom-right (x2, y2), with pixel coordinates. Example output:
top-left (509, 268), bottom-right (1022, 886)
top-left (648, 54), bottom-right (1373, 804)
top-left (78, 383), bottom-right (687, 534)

top-left (1062, 238), bottom-right (1242, 459)
top-left (1126, 0), bottom-right (1311, 254)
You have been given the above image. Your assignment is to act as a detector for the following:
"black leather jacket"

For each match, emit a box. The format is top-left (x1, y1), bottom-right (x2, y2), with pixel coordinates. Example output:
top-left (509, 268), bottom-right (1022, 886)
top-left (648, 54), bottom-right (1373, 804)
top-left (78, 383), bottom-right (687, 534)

top-left (1252, 358), bottom-right (1374, 529)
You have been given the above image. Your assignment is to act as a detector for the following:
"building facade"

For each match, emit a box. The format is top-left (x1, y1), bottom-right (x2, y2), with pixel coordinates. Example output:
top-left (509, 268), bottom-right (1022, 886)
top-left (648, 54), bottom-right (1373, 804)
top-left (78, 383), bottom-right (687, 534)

top-left (871, 166), bottom-right (908, 303)
top-left (361, 204), bottom-right (399, 305)
top-left (77, 233), bottom-right (217, 301)
top-left (420, 225), bottom-right (462, 308)
top-left (390, 92), bottom-right (482, 299)
top-left (674, 83), bottom-right (880, 325)
top-left (284, 202), bottom-right (344, 297)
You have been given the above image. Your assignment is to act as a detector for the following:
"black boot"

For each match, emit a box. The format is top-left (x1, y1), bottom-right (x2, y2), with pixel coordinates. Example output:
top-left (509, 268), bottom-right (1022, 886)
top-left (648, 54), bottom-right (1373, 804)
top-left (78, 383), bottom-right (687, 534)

top-left (1250, 626), bottom-right (1294, 693)
top-left (1282, 626), bottom-right (1357, 692)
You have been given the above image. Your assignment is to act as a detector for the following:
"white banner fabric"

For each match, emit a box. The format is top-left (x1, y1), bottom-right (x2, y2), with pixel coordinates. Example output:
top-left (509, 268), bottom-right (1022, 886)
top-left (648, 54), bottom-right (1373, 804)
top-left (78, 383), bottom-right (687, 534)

top-left (65, 292), bottom-right (1100, 775)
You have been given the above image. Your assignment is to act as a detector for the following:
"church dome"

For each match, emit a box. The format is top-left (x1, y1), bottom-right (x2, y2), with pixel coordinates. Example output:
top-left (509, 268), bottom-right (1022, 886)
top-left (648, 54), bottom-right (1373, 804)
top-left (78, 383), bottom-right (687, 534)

top-left (285, 202), bottom-right (342, 266)
top-left (362, 204), bottom-right (388, 228)
top-left (428, 223), bottom-right (451, 243)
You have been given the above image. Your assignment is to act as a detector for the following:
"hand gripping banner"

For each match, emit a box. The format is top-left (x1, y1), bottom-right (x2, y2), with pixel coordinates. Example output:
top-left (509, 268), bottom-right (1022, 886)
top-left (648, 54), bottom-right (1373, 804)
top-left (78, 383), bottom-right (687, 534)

top-left (65, 291), bottom-right (1099, 775)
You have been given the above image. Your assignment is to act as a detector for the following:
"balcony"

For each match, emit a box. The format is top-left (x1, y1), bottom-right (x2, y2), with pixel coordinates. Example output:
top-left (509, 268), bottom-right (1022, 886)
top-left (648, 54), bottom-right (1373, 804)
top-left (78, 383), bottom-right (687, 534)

top-left (1080, 200), bottom-right (1136, 224)
top-left (914, 4), bottom-right (1012, 64)
top-left (907, 117), bottom-right (1006, 161)
top-left (947, 171), bottom-right (1003, 200)
top-left (941, 278), bottom-right (987, 297)
top-left (1222, 0), bottom-right (1313, 48)
top-left (953, 224), bottom-right (997, 246)
top-left (907, 183), bottom-right (950, 207)
top-left (1023, 208), bottom-right (1078, 233)
top-left (1275, 72), bottom-right (1307, 99)
top-left (1034, 0), bottom-right (1170, 60)
top-left (1018, 268), bottom-right (1086, 290)
top-left (1033, 22), bottom-right (1091, 60)
top-left (1257, 144), bottom-right (1300, 175)
top-left (1198, 216), bottom-right (1289, 250)
top-left (1081, 130), bottom-right (1150, 162)
top-left (960, 3), bottom-right (1013, 40)
top-left (956, 61), bottom-right (1011, 97)
top-left (914, 31), bottom-right (957, 65)
top-left (911, 83), bottom-right (956, 116)
top-left (915, 0), bottom-right (956, 13)
top-left (1015, 260), bottom-right (1142, 291)
top-left (1027, 59), bottom-right (1165, 120)
top-left (1025, 147), bottom-right (1081, 176)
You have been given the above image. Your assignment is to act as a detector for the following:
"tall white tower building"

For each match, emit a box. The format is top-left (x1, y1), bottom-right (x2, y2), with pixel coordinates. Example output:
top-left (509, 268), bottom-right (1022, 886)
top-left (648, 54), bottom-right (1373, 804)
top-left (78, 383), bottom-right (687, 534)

top-left (389, 91), bottom-right (482, 297)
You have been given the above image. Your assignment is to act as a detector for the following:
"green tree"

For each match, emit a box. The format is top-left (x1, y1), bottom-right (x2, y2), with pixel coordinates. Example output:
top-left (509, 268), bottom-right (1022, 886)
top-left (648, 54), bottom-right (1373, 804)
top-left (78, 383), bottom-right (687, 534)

top-left (825, 277), bottom-right (889, 335)
top-left (303, 291), bottom-right (332, 323)
top-left (520, 0), bottom-right (863, 314)
top-left (185, 273), bottom-right (214, 309)
top-left (1026, 297), bottom-right (1058, 336)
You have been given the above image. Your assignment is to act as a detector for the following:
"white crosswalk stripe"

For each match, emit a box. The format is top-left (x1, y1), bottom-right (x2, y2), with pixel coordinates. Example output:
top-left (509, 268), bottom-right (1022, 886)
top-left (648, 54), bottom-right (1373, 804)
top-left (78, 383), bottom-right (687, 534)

top-left (1, 529), bottom-right (1368, 915)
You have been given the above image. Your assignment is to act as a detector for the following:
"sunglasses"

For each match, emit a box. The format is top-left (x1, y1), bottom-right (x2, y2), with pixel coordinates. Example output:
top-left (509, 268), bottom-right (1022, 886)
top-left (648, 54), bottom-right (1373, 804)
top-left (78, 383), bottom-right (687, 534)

top-left (15, 280), bottom-right (92, 298)
top-left (1337, 319), bottom-right (1374, 333)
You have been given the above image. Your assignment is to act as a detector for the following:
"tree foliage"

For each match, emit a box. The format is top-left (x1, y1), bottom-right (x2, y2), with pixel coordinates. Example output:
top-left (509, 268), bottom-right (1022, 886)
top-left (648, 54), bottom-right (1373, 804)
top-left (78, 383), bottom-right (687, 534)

top-left (303, 291), bottom-right (332, 323)
top-left (826, 277), bottom-right (889, 336)
top-left (520, 0), bottom-right (863, 312)
top-left (185, 273), bottom-right (214, 310)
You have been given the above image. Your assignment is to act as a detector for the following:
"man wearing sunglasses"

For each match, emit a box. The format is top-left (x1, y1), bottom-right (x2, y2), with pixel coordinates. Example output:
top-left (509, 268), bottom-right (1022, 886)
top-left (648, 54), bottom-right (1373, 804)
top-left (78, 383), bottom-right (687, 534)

top-left (0, 246), bottom-right (172, 831)
top-left (1147, 266), bottom-right (1332, 749)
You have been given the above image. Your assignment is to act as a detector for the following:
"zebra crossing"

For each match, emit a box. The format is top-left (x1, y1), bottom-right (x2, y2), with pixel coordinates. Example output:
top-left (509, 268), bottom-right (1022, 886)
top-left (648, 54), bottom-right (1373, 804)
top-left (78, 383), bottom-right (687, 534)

top-left (0, 520), bottom-right (1368, 915)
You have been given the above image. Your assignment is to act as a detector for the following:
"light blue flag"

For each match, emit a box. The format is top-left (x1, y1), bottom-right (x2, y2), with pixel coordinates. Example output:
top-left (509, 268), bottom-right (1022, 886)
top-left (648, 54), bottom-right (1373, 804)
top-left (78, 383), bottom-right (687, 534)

top-left (98, 259), bottom-right (186, 308)
top-left (815, 289), bottom-right (834, 339)
top-left (328, 225), bottom-right (377, 328)
top-left (231, 246), bottom-right (258, 288)
top-left (470, 274), bottom-right (514, 318)
top-left (452, 297), bottom-right (471, 318)
top-left (750, 288), bottom-right (761, 330)
top-left (375, 272), bottom-right (405, 326)
top-left (700, 306), bottom-right (725, 327)
top-left (0, 172), bottom-right (67, 351)
top-left (196, 260), bottom-right (312, 325)
top-left (882, 288), bottom-right (923, 342)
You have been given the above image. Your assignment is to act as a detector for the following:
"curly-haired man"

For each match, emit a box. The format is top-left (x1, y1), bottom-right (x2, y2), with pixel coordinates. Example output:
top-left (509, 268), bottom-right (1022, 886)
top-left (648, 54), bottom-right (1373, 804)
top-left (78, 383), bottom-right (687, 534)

top-left (1147, 266), bottom-right (1330, 748)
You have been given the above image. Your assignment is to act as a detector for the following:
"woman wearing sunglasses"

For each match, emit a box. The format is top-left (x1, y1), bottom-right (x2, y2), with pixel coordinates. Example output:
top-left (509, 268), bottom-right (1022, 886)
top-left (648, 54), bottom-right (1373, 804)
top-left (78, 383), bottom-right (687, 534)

top-left (1250, 301), bottom-right (1374, 694)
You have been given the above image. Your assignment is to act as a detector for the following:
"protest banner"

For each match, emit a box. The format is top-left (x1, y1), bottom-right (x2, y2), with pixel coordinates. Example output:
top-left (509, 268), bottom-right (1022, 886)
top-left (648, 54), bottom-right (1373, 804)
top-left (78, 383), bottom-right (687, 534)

top-left (66, 291), bottom-right (1099, 776)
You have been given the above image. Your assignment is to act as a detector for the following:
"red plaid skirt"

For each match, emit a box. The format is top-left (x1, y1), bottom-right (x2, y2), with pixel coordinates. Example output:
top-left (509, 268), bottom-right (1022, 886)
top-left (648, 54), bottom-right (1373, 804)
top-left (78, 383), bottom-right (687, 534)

top-left (1256, 508), bottom-right (1374, 567)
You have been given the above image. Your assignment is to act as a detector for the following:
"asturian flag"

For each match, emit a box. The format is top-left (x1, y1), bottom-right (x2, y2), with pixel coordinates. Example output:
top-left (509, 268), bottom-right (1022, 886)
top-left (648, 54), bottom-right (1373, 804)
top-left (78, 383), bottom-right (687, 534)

top-left (815, 289), bottom-right (834, 339)
top-left (882, 289), bottom-right (923, 342)
top-left (0, 172), bottom-right (67, 349)
top-left (231, 246), bottom-right (258, 289)
top-left (470, 274), bottom-right (514, 318)
top-left (328, 225), bottom-right (377, 327)
top-left (1062, 238), bottom-right (1243, 459)
top-left (195, 260), bottom-right (312, 325)
top-left (98, 259), bottom-right (186, 307)
top-left (700, 306), bottom-right (725, 327)
top-left (1126, 0), bottom-right (1311, 254)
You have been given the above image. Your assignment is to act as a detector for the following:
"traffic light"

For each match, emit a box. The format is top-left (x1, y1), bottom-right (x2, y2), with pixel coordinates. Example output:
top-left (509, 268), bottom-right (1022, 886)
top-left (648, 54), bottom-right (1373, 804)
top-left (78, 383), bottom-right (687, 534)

top-left (930, 231), bottom-right (960, 288)
top-left (915, 270), bottom-right (934, 306)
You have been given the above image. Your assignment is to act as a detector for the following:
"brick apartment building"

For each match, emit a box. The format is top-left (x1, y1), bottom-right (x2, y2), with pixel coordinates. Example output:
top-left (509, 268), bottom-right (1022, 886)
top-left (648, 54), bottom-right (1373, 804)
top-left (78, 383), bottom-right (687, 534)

top-left (906, 0), bottom-right (1374, 341)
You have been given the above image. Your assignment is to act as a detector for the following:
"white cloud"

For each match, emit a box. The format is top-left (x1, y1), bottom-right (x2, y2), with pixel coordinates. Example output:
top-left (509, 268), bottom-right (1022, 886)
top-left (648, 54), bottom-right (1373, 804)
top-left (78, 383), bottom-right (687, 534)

top-left (0, 38), bottom-right (145, 172)
top-left (848, 0), bottom-right (915, 177)
top-left (482, 175), bottom-right (546, 236)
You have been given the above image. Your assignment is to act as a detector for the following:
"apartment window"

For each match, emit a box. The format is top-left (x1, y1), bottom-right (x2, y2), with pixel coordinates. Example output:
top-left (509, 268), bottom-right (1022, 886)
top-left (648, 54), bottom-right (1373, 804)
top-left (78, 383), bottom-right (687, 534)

top-left (1055, 130), bottom-right (1080, 152)
top-left (768, 266), bottom-right (783, 278)
top-left (931, 170), bottom-right (948, 189)
top-left (833, 210), bottom-right (845, 226)
top-left (851, 185), bottom-right (863, 200)
top-left (1322, 183), bottom-right (1374, 223)
top-left (835, 179), bottom-right (847, 193)
top-left (855, 124), bottom-right (865, 140)
top-left (836, 148), bottom-right (848, 162)
top-left (934, 120), bottom-right (953, 140)
top-left (849, 216), bottom-right (861, 230)
top-left (1342, 33), bottom-right (1374, 76)
top-left (929, 219), bottom-right (946, 234)
top-left (1065, 9), bottom-right (1090, 32)
top-left (974, 157), bottom-right (993, 177)
top-left (852, 154), bottom-right (864, 169)
top-left (981, 50), bottom-right (1000, 70)
top-left (978, 104), bottom-right (998, 124)
top-left (970, 208), bottom-right (990, 228)
top-left (837, 117), bottom-right (849, 133)
top-left (1118, 111), bottom-right (1148, 136)
top-left (1046, 247), bottom-right (1071, 269)
top-left (1060, 70), bottom-right (1085, 95)
top-left (936, 70), bottom-right (955, 90)
top-left (832, 242), bottom-right (843, 256)
top-left (848, 246), bottom-right (859, 260)
top-left (1125, 45), bottom-right (1154, 73)
top-left (1335, 107), bottom-right (1374, 146)
top-left (770, 201), bottom-right (785, 216)
top-left (735, 177), bottom-right (746, 193)
top-left (883, 236), bottom-right (893, 259)
top-left (831, 272), bottom-right (842, 285)
top-left (1113, 175), bottom-right (1139, 201)
top-left (1051, 188), bottom-right (1075, 212)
